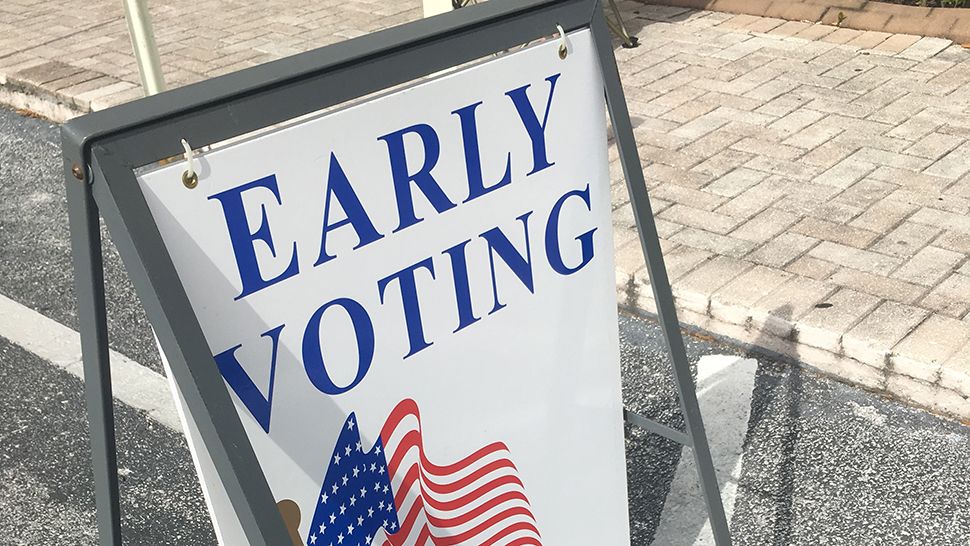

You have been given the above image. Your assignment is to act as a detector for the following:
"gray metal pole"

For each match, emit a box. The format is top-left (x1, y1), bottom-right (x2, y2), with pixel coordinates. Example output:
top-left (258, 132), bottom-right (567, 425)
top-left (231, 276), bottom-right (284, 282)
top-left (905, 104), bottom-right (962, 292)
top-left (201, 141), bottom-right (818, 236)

top-left (122, 0), bottom-right (166, 95)
top-left (65, 165), bottom-right (123, 546)
top-left (90, 150), bottom-right (295, 546)
top-left (590, 7), bottom-right (733, 545)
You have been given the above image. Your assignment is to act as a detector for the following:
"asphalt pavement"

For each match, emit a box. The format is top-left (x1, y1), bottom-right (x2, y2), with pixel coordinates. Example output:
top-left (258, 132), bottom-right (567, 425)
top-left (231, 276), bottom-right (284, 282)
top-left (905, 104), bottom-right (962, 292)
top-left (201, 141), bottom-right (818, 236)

top-left (1, 104), bottom-right (969, 545)
top-left (0, 338), bottom-right (215, 545)
top-left (0, 106), bottom-right (161, 373)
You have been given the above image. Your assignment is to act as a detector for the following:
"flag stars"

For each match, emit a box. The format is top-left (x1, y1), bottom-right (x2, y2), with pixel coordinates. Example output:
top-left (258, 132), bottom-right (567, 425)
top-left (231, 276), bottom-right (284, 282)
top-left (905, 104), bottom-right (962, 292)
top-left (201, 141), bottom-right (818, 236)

top-left (309, 416), bottom-right (400, 546)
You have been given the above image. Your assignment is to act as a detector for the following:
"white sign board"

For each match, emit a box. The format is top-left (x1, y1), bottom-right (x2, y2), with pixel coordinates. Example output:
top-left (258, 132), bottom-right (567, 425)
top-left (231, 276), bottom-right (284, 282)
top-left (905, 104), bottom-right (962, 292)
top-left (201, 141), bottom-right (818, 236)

top-left (139, 29), bottom-right (629, 545)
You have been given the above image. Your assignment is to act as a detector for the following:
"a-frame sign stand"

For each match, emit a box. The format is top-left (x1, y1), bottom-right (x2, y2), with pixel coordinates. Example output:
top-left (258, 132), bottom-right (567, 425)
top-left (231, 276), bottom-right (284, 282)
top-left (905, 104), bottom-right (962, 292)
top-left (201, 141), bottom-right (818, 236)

top-left (62, 1), bottom-right (732, 544)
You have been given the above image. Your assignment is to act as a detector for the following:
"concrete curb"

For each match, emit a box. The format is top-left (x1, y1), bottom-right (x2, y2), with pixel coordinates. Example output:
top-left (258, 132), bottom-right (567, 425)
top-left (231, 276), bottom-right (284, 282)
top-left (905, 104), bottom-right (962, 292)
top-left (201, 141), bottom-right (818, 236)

top-left (643, 0), bottom-right (970, 44)
top-left (615, 269), bottom-right (970, 422)
top-left (0, 71), bottom-right (96, 123)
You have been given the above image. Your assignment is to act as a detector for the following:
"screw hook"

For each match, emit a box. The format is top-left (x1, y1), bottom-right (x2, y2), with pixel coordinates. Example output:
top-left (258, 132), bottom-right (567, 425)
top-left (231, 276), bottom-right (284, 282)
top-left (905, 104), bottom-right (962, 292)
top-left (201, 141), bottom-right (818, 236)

top-left (181, 138), bottom-right (198, 189)
top-left (557, 24), bottom-right (569, 60)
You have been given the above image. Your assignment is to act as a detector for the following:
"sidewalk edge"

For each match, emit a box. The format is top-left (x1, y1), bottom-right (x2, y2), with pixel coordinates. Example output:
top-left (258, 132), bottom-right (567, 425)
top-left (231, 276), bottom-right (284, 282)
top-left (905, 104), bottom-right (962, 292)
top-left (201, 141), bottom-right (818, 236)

top-left (616, 273), bottom-right (970, 423)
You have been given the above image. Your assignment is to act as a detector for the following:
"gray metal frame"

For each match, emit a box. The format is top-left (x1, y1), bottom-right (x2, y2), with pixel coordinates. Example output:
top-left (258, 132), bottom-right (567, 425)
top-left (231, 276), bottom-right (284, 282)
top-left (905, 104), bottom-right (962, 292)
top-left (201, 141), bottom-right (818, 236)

top-left (61, 1), bottom-right (730, 544)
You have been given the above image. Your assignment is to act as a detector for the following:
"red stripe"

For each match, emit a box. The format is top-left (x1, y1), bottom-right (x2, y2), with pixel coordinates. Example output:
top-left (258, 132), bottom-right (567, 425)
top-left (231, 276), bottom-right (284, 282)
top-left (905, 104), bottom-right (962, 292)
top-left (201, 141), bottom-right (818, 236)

top-left (420, 459), bottom-right (518, 496)
top-left (505, 538), bottom-right (543, 546)
top-left (393, 464), bottom-right (421, 512)
top-left (392, 458), bottom-right (529, 515)
top-left (424, 490), bottom-right (534, 529)
top-left (391, 448), bottom-right (519, 497)
top-left (388, 429), bottom-right (511, 479)
top-left (415, 526), bottom-right (432, 545)
top-left (432, 507), bottom-right (540, 545)
top-left (480, 522), bottom-right (545, 546)
top-left (379, 398), bottom-right (420, 441)
top-left (420, 475), bottom-right (527, 513)
top-left (382, 400), bottom-right (515, 476)
top-left (391, 465), bottom-right (536, 540)
top-left (383, 529), bottom-right (406, 546)
top-left (416, 441), bottom-right (512, 477)
top-left (379, 400), bottom-right (541, 545)
top-left (391, 492), bottom-right (425, 542)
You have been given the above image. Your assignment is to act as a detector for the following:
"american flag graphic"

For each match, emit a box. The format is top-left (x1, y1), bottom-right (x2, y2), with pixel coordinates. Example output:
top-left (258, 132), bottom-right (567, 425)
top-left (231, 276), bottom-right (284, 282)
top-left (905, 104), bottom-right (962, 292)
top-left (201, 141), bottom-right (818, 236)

top-left (306, 399), bottom-right (541, 546)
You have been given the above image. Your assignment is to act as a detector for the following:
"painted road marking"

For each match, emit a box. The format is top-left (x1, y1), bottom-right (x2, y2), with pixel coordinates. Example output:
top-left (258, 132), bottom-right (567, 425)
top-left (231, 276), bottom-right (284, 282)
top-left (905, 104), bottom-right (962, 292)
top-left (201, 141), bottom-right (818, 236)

top-left (0, 292), bottom-right (180, 430)
top-left (652, 355), bottom-right (758, 545)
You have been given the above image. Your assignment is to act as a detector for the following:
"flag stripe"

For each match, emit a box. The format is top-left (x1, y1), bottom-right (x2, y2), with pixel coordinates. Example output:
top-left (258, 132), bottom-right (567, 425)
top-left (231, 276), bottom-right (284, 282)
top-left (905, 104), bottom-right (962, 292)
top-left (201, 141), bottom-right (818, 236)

top-left (505, 538), bottom-right (543, 546)
top-left (380, 399), bottom-right (542, 545)
top-left (382, 401), bottom-right (510, 474)
top-left (431, 507), bottom-right (540, 545)
top-left (389, 432), bottom-right (517, 489)
top-left (393, 489), bottom-right (426, 540)
top-left (480, 522), bottom-right (545, 546)
top-left (426, 491), bottom-right (533, 528)
top-left (395, 462), bottom-right (528, 513)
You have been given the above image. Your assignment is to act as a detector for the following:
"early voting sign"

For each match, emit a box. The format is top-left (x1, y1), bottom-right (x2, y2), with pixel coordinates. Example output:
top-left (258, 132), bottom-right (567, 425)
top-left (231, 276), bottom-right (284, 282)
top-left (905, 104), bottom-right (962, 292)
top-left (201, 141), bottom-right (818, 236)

top-left (62, 1), bottom-right (731, 544)
top-left (145, 30), bottom-right (627, 545)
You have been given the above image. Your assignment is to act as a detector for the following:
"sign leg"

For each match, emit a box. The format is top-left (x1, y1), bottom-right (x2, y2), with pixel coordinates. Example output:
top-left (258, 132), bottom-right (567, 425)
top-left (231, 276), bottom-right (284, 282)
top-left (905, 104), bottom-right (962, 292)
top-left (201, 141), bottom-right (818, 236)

top-left (66, 170), bottom-right (123, 546)
top-left (590, 9), bottom-right (733, 545)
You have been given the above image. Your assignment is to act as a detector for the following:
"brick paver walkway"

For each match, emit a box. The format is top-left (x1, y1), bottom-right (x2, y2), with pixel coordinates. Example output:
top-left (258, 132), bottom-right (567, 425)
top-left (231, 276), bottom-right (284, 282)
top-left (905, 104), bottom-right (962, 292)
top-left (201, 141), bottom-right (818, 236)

top-left (0, 0), bottom-right (968, 419)
top-left (611, 5), bottom-right (970, 420)
top-left (0, 0), bottom-right (420, 113)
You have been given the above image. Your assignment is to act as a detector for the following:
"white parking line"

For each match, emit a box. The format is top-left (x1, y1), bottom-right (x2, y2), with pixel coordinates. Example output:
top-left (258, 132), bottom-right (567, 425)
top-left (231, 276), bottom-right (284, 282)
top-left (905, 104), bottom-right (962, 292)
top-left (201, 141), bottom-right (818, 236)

top-left (0, 292), bottom-right (181, 430)
top-left (652, 354), bottom-right (758, 545)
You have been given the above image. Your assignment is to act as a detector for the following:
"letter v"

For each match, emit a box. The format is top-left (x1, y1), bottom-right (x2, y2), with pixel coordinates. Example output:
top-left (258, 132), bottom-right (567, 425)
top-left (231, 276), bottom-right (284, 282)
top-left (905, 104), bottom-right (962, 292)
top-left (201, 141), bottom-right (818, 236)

top-left (213, 324), bottom-right (285, 433)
